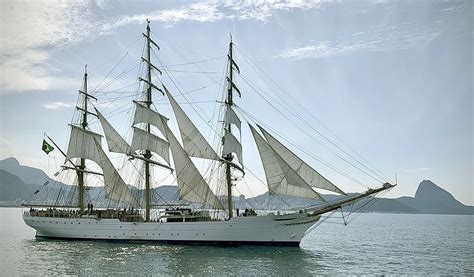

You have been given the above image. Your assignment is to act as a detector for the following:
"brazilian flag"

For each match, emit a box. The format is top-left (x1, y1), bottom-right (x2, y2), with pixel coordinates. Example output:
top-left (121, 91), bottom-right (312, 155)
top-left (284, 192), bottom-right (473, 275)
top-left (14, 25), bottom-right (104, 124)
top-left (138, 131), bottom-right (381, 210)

top-left (42, 139), bottom-right (54, 154)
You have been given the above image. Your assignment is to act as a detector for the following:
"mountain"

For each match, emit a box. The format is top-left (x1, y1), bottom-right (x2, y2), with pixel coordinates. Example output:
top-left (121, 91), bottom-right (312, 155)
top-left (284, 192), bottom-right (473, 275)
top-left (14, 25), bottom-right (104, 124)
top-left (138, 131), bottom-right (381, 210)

top-left (0, 157), bottom-right (472, 214)
top-left (397, 180), bottom-right (474, 215)
top-left (0, 157), bottom-right (51, 185)
top-left (0, 169), bottom-right (37, 202)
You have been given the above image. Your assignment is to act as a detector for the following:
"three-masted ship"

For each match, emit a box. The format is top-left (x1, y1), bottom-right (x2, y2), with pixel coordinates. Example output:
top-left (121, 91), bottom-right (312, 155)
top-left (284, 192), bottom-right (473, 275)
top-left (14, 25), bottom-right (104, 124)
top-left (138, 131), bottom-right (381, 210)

top-left (23, 21), bottom-right (395, 246)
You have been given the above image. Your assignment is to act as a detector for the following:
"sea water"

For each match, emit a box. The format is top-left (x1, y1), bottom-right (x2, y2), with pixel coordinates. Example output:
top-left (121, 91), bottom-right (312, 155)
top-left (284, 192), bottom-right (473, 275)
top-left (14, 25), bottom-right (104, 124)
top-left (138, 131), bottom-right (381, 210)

top-left (0, 208), bottom-right (472, 275)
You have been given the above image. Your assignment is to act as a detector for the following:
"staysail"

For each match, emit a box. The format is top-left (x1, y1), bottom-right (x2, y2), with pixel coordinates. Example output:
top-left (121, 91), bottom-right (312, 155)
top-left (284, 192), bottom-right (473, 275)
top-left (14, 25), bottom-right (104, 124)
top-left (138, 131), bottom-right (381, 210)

top-left (258, 125), bottom-right (345, 195)
top-left (163, 119), bottom-right (224, 210)
top-left (95, 108), bottom-right (131, 155)
top-left (164, 86), bottom-right (220, 161)
top-left (93, 138), bottom-right (139, 207)
top-left (249, 124), bottom-right (324, 201)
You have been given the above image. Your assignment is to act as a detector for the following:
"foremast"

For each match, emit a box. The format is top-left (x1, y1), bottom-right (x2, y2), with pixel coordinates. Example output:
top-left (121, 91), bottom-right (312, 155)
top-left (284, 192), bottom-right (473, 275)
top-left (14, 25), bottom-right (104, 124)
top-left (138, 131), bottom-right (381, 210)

top-left (78, 65), bottom-right (89, 213)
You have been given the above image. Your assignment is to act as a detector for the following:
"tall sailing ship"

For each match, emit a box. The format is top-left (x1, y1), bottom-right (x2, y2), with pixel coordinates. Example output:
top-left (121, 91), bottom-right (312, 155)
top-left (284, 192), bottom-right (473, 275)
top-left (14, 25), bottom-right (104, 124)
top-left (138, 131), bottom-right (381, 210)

top-left (23, 21), bottom-right (395, 246)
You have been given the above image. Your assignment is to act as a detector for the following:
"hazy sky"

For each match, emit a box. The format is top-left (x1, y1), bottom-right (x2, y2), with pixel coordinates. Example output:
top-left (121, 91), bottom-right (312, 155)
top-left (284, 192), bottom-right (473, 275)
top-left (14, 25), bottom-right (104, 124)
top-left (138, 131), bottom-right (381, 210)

top-left (0, 0), bottom-right (472, 204)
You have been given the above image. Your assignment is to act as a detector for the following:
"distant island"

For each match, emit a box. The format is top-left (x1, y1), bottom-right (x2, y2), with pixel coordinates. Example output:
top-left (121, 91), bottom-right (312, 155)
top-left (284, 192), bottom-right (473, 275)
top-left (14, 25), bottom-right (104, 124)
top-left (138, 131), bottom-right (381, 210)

top-left (0, 157), bottom-right (472, 215)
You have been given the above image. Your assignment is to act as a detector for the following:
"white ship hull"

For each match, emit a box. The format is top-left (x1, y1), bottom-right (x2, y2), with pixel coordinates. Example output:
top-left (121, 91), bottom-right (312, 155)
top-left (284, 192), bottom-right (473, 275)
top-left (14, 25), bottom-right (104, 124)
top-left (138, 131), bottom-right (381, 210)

top-left (23, 213), bottom-right (320, 246)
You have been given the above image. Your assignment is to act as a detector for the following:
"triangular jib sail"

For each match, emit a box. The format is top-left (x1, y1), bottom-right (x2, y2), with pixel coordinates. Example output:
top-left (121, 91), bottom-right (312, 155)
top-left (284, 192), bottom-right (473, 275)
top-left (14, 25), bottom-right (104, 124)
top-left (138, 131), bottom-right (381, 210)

top-left (249, 124), bottom-right (324, 201)
top-left (258, 125), bottom-right (345, 195)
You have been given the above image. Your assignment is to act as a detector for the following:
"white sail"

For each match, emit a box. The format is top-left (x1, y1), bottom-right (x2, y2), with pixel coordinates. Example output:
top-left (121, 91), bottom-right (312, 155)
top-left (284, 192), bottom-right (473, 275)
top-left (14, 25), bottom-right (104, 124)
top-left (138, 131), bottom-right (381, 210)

top-left (130, 126), bottom-right (170, 164)
top-left (93, 138), bottom-right (139, 207)
top-left (165, 86), bottom-right (220, 160)
top-left (163, 120), bottom-right (224, 210)
top-left (222, 129), bottom-right (243, 166)
top-left (225, 106), bottom-right (241, 131)
top-left (95, 108), bottom-right (131, 155)
top-left (258, 125), bottom-right (345, 195)
top-left (249, 125), bottom-right (324, 201)
top-left (66, 125), bottom-right (102, 163)
top-left (132, 101), bottom-right (167, 135)
top-left (66, 126), bottom-right (138, 206)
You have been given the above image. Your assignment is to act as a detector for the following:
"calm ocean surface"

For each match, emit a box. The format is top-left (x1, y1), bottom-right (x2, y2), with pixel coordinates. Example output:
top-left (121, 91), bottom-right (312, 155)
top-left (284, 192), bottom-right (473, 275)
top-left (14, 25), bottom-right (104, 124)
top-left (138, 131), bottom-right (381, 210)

top-left (0, 208), bottom-right (472, 275)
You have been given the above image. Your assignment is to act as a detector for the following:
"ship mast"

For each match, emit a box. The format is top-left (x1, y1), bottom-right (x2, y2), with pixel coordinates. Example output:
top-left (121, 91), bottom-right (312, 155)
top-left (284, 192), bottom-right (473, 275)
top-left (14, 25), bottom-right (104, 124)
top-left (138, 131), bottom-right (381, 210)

top-left (78, 65), bottom-right (88, 213)
top-left (224, 35), bottom-right (236, 219)
top-left (144, 20), bottom-right (153, 222)
top-left (139, 19), bottom-right (163, 222)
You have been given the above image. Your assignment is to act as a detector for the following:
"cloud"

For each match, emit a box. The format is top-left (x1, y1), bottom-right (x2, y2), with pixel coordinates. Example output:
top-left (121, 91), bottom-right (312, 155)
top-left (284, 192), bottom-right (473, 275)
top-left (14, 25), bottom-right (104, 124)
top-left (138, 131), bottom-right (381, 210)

top-left (225, 0), bottom-right (324, 21)
top-left (277, 22), bottom-right (443, 60)
top-left (43, 102), bottom-right (76, 110)
top-left (0, 0), bottom-right (326, 93)
top-left (102, 0), bottom-right (325, 31)
top-left (0, 1), bottom-right (99, 94)
top-left (103, 2), bottom-right (226, 30)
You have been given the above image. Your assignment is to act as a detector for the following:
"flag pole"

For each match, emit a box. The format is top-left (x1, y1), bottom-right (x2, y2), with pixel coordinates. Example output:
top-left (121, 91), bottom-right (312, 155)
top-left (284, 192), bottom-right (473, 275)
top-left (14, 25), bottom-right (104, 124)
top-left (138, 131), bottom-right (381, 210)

top-left (44, 133), bottom-right (78, 169)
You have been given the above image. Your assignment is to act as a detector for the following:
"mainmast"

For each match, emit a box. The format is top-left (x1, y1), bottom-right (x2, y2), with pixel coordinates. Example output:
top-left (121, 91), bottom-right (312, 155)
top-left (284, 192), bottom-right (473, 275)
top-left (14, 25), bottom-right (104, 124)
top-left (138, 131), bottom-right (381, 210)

top-left (140, 19), bottom-right (163, 222)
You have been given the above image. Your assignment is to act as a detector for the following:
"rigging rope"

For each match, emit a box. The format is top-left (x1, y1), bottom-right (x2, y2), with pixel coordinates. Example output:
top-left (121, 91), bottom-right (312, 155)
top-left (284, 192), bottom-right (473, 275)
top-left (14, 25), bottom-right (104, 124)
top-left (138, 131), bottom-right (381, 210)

top-left (235, 105), bottom-right (370, 189)
top-left (236, 74), bottom-right (384, 186)
top-left (234, 45), bottom-right (392, 184)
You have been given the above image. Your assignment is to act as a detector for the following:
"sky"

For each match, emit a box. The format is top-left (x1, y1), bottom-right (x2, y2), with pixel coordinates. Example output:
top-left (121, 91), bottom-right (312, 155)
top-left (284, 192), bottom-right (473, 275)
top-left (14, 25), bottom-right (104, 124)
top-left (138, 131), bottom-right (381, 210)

top-left (0, 0), bottom-right (472, 205)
